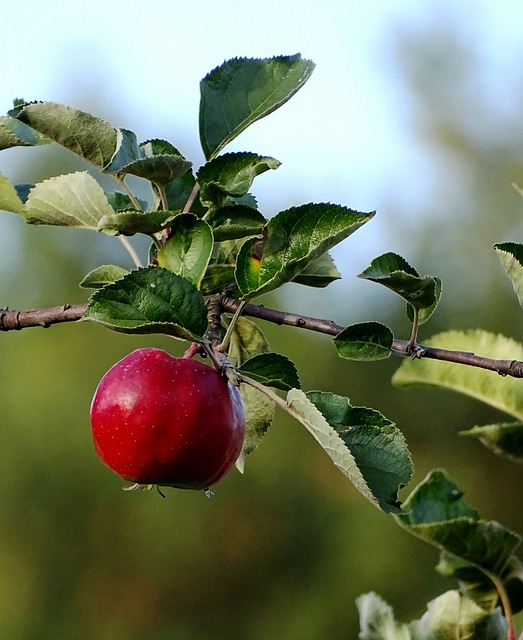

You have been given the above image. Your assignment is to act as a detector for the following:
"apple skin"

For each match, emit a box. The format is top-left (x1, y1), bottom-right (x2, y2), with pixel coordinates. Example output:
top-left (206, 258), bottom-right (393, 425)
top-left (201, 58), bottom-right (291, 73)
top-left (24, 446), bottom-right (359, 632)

top-left (90, 348), bottom-right (246, 490)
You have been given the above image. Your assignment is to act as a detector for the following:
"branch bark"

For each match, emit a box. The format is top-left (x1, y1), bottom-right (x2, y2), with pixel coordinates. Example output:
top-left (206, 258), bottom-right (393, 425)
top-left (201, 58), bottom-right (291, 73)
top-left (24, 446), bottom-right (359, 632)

top-left (0, 303), bottom-right (88, 330)
top-left (2, 298), bottom-right (523, 379)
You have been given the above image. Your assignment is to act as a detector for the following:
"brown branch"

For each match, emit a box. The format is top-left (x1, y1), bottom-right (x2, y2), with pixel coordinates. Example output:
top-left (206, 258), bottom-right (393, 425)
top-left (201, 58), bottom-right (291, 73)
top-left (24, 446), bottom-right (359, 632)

top-left (0, 303), bottom-right (88, 331)
top-left (3, 297), bottom-right (523, 379)
top-left (221, 297), bottom-right (523, 378)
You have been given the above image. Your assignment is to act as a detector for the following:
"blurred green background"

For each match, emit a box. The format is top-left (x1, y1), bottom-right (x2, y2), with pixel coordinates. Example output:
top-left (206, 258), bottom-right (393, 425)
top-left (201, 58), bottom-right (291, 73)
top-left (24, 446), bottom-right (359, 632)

top-left (2, 2), bottom-right (523, 638)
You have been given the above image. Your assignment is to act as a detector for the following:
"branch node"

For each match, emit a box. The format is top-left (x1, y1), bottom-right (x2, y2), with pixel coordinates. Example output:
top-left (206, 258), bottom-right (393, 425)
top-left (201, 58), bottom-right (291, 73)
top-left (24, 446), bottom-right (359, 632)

top-left (0, 309), bottom-right (7, 331)
top-left (507, 360), bottom-right (523, 378)
top-left (409, 344), bottom-right (425, 359)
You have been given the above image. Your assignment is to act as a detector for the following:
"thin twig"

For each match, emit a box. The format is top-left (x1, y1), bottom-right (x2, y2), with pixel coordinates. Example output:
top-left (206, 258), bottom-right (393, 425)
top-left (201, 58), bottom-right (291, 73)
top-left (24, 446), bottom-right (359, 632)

top-left (156, 184), bottom-right (169, 212)
top-left (2, 297), bottom-right (523, 378)
top-left (115, 176), bottom-right (143, 211)
top-left (182, 182), bottom-right (200, 213)
top-left (485, 570), bottom-right (515, 640)
top-left (118, 236), bottom-right (142, 268)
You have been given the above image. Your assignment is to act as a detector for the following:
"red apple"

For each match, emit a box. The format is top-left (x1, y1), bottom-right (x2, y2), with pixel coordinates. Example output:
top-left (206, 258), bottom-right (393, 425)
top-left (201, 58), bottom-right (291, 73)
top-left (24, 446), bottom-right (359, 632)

top-left (90, 348), bottom-right (246, 490)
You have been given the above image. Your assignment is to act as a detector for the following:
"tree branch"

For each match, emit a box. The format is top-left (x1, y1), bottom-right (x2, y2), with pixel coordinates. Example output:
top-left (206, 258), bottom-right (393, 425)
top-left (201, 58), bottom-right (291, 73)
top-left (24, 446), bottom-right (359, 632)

top-left (0, 303), bottom-right (88, 330)
top-left (2, 297), bottom-right (523, 378)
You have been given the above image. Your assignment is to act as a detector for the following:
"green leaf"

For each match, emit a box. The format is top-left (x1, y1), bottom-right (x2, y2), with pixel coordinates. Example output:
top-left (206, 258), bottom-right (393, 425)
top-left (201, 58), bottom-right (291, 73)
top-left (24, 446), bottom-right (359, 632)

top-left (228, 317), bottom-right (274, 471)
top-left (437, 552), bottom-right (523, 614)
top-left (286, 389), bottom-right (381, 510)
top-left (333, 322), bottom-right (393, 361)
top-left (306, 391), bottom-right (413, 513)
top-left (406, 276), bottom-right (442, 325)
top-left (461, 422), bottom-right (523, 463)
top-left (356, 592), bottom-right (411, 640)
top-left (102, 128), bottom-right (144, 173)
top-left (408, 590), bottom-right (507, 640)
top-left (15, 102), bottom-right (117, 168)
top-left (111, 153), bottom-right (192, 186)
top-left (0, 115), bottom-right (52, 149)
top-left (79, 265), bottom-right (129, 289)
top-left (396, 469), bottom-right (521, 575)
top-left (494, 242), bottom-right (523, 308)
top-left (97, 209), bottom-right (177, 236)
top-left (0, 173), bottom-right (25, 214)
top-left (83, 266), bottom-right (208, 341)
top-left (239, 353), bottom-right (300, 391)
top-left (357, 591), bottom-right (507, 640)
top-left (140, 138), bottom-right (186, 157)
top-left (205, 204), bottom-right (266, 241)
top-left (200, 264), bottom-right (237, 295)
top-left (23, 171), bottom-right (114, 228)
top-left (197, 152), bottom-right (280, 207)
top-left (201, 239), bottom-right (243, 295)
top-left (235, 203), bottom-right (374, 299)
top-left (156, 213), bottom-right (213, 288)
top-left (105, 191), bottom-right (149, 212)
top-left (292, 251), bottom-right (341, 288)
top-left (162, 170), bottom-right (205, 215)
top-left (359, 252), bottom-right (440, 312)
top-left (392, 330), bottom-right (523, 420)
top-left (199, 54), bottom-right (315, 159)
top-left (232, 192), bottom-right (258, 209)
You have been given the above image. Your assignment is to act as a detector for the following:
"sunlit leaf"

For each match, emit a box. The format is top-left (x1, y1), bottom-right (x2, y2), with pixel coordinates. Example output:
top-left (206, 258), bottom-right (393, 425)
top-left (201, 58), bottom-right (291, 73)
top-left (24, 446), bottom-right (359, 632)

top-left (23, 172), bottom-right (114, 228)
top-left (393, 330), bottom-right (523, 420)
top-left (408, 591), bottom-right (507, 640)
top-left (356, 592), bottom-right (411, 640)
top-left (0, 173), bottom-right (25, 214)
top-left (15, 101), bottom-right (117, 168)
